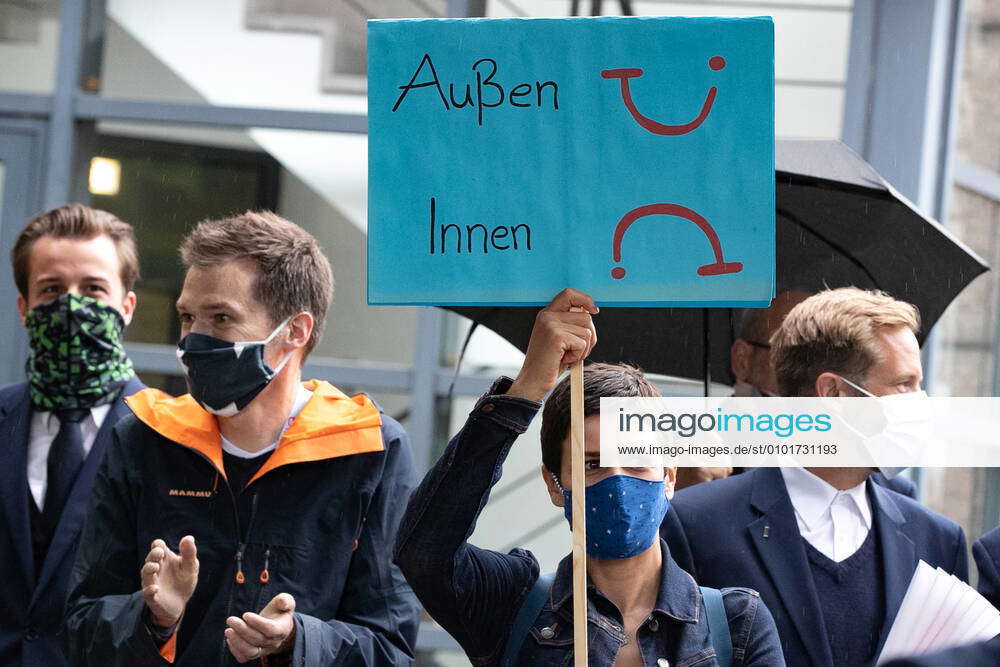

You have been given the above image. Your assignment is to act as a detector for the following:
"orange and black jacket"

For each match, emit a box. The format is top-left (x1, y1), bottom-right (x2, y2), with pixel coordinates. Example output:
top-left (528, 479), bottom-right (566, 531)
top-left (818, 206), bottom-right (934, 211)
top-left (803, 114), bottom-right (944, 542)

top-left (63, 380), bottom-right (420, 666)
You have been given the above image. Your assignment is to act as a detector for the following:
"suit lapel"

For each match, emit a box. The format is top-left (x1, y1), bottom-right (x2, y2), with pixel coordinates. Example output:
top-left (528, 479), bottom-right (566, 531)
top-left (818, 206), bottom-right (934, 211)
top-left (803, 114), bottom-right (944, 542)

top-left (31, 377), bottom-right (146, 605)
top-left (747, 468), bottom-right (834, 667)
top-left (0, 385), bottom-right (36, 588)
top-left (870, 481), bottom-right (915, 658)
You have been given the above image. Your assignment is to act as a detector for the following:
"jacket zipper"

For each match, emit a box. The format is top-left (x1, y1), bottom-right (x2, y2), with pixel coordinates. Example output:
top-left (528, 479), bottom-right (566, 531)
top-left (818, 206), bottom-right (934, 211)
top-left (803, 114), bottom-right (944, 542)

top-left (259, 549), bottom-right (271, 583)
top-left (232, 492), bottom-right (259, 584)
top-left (221, 483), bottom-right (260, 664)
top-left (254, 548), bottom-right (272, 611)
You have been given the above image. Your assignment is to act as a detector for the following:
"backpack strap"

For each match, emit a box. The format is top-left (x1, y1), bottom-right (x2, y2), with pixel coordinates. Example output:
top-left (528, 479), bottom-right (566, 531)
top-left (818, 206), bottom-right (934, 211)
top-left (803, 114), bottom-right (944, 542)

top-left (700, 586), bottom-right (732, 667)
top-left (500, 572), bottom-right (556, 667)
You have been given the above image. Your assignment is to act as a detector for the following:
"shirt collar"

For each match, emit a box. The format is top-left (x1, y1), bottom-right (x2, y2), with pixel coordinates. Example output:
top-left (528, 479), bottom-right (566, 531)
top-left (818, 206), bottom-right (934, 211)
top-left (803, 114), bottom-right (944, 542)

top-left (549, 538), bottom-right (700, 624)
top-left (39, 403), bottom-right (111, 433)
top-left (780, 466), bottom-right (872, 532)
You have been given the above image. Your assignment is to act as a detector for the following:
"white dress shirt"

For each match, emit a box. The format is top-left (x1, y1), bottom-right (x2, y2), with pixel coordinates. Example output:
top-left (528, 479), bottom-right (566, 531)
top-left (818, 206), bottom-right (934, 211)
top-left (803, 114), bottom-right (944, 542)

top-left (780, 466), bottom-right (873, 562)
top-left (27, 404), bottom-right (111, 510)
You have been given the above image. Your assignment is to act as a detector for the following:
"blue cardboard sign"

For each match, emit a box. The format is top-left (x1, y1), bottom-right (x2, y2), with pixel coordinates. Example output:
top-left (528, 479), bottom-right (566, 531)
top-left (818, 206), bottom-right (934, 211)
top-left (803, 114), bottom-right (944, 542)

top-left (368, 16), bottom-right (774, 306)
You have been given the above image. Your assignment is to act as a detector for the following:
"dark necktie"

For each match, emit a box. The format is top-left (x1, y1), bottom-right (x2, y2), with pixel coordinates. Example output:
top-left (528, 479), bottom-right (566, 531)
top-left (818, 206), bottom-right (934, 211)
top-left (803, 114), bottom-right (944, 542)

top-left (42, 408), bottom-right (89, 530)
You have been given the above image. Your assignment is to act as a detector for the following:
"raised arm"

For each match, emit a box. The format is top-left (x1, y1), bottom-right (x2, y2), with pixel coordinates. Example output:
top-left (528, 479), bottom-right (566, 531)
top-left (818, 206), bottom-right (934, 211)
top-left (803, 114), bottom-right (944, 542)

top-left (393, 288), bottom-right (598, 663)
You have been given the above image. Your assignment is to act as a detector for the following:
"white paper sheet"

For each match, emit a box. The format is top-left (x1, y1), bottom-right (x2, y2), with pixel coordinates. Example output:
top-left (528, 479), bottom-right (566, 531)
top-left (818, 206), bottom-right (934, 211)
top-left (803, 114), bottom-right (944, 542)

top-left (876, 560), bottom-right (1000, 664)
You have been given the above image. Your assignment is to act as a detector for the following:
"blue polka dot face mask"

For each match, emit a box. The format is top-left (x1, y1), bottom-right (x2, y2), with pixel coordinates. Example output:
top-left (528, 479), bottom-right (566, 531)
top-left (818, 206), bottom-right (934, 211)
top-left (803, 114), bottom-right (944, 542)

top-left (556, 474), bottom-right (670, 560)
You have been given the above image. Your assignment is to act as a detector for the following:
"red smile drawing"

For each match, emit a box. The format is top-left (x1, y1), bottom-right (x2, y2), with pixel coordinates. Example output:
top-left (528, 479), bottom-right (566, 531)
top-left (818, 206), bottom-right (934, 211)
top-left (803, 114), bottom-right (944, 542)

top-left (601, 56), bottom-right (726, 135)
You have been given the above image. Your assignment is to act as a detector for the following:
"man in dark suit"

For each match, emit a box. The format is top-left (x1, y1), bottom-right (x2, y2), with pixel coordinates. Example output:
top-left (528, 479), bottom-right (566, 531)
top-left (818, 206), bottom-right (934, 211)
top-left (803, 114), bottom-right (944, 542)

top-left (0, 204), bottom-right (145, 666)
top-left (973, 525), bottom-right (1000, 610)
top-left (663, 287), bottom-right (968, 667)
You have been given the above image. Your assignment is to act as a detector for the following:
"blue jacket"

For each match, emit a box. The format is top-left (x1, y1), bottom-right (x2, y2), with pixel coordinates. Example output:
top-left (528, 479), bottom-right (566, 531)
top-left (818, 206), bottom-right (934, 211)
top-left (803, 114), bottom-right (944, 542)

top-left (0, 376), bottom-right (145, 667)
top-left (395, 378), bottom-right (785, 666)
top-left (64, 381), bottom-right (420, 666)
top-left (661, 467), bottom-right (968, 667)
top-left (973, 525), bottom-right (1000, 610)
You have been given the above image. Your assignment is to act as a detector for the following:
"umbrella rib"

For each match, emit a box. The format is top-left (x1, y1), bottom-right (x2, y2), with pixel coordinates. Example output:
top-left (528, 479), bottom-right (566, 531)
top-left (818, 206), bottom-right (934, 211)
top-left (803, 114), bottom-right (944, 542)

top-left (777, 206), bottom-right (880, 288)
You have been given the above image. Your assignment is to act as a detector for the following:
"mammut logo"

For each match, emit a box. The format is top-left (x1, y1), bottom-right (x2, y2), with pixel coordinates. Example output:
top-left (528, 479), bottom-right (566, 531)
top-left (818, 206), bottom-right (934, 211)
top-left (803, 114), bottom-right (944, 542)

top-left (168, 489), bottom-right (213, 498)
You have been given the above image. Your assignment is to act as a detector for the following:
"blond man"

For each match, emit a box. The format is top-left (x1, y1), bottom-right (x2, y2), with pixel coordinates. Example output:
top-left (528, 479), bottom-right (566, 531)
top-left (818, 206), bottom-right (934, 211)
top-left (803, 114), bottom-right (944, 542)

top-left (664, 287), bottom-right (967, 667)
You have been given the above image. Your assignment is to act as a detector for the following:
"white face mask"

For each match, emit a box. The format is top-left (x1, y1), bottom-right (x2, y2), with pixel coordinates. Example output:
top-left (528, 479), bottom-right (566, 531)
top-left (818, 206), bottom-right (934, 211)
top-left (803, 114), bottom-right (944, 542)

top-left (837, 375), bottom-right (929, 478)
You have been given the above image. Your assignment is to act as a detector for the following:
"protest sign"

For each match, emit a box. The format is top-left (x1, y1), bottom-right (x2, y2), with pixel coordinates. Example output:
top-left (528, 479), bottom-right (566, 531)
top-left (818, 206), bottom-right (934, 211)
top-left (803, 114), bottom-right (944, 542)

top-left (368, 16), bottom-right (774, 306)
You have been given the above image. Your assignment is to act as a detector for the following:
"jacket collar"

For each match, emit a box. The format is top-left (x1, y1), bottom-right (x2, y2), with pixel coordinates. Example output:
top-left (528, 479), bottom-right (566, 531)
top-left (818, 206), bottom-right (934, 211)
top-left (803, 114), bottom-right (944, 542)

top-left (549, 539), bottom-right (700, 624)
top-left (749, 466), bottom-right (791, 515)
top-left (869, 477), bottom-right (906, 528)
top-left (125, 380), bottom-right (384, 485)
top-left (869, 478), bottom-right (913, 659)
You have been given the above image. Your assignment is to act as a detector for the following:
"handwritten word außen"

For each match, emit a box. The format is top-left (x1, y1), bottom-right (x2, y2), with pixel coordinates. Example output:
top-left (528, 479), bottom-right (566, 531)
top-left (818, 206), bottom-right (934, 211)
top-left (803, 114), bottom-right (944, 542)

top-left (392, 54), bottom-right (559, 126)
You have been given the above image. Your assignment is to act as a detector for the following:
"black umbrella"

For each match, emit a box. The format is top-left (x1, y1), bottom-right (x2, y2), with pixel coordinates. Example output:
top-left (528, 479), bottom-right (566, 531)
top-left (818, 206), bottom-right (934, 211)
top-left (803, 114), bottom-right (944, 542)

top-left (447, 139), bottom-right (989, 387)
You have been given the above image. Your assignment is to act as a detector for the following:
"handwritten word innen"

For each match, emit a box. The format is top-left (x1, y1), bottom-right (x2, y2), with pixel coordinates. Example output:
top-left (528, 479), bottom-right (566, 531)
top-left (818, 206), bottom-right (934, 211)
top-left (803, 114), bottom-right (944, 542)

top-left (428, 197), bottom-right (532, 254)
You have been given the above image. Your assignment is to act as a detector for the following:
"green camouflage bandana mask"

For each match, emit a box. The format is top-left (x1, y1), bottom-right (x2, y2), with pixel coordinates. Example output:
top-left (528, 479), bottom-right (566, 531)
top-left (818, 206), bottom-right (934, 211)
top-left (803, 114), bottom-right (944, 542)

top-left (24, 293), bottom-right (134, 411)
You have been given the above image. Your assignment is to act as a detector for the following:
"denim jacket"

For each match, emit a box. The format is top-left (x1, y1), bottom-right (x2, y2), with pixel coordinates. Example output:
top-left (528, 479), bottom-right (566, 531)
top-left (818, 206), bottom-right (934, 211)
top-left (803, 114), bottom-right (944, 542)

top-left (394, 378), bottom-right (784, 666)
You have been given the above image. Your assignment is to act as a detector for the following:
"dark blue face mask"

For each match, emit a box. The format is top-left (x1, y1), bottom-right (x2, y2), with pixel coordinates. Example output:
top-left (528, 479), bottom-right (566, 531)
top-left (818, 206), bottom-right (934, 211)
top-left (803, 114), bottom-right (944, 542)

top-left (175, 318), bottom-right (292, 417)
top-left (557, 474), bottom-right (670, 560)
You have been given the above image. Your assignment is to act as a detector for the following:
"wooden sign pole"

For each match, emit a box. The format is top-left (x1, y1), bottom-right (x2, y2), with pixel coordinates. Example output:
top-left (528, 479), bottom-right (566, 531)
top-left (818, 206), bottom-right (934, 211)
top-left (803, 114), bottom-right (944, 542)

top-left (569, 306), bottom-right (588, 666)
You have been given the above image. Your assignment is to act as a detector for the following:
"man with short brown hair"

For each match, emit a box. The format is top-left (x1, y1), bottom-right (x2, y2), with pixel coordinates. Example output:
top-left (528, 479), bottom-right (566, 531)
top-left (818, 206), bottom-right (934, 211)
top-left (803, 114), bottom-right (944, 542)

top-left (65, 211), bottom-right (419, 666)
top-left (664, 287), bottom-right (967, 667)
top-left (178, 210), bottom-right (333, 357)
top-left (0, 204), bottom-right (145, 667)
